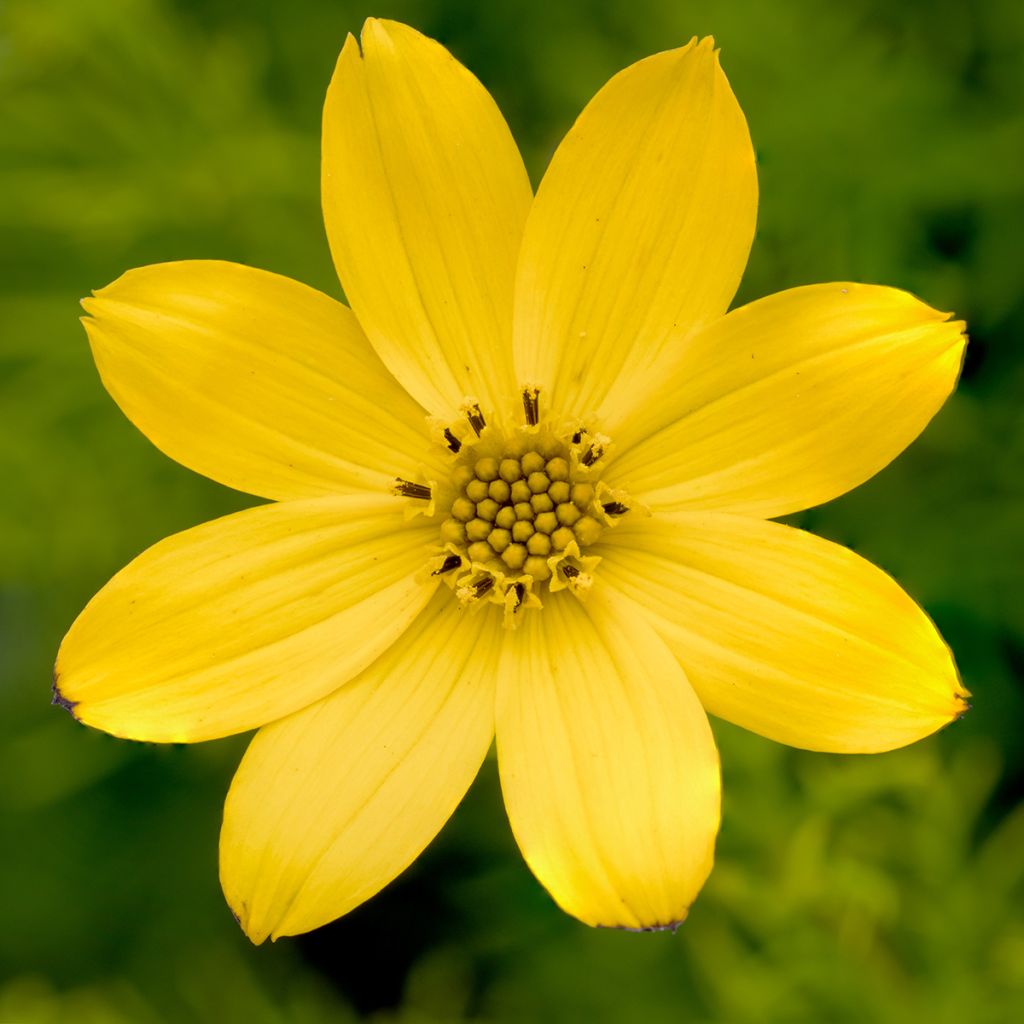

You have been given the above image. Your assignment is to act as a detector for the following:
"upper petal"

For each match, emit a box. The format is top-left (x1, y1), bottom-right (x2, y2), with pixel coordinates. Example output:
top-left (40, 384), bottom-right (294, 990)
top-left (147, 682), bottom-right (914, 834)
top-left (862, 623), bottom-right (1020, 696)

top-left (496, 590), bottom-right (720, 929)
top-left (608, 283), bottom-right (966, 517)
top-left (221, 589), bottom-right (501, 943)
top-left (600, 511), bottom-right (969, 753)
top-left (322, 21), bottom-right (532, 418)
top-left (83, 261), bottom-right (437, 502)
top-left (513, 37), bottom-right (756, 427)
top-left (55, 494), bottom-right (437, 742)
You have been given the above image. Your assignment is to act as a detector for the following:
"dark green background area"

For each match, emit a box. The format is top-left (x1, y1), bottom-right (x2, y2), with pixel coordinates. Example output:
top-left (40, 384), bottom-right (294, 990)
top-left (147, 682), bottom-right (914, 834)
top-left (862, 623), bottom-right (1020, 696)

top-left (2, 0), bottom-right (1022, 1020)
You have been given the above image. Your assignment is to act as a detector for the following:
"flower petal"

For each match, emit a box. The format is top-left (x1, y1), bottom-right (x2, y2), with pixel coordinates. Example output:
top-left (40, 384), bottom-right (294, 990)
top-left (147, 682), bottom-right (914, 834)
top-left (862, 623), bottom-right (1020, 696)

top-left (322, 21), bottom-right (532, 418)
top-left (82, 261), bottom-right (437, 502)
top-left (608, 284), bottom-right (966, 517)
top-left (600, 511), bottom-right (969, 753)
top-left (513, 37), bottom-right (756, 426)
top-left (220, 589), bottom-right (500, 942)
top-left (55, 494), bottom-right (438, 742)
top-left (495, 590), bottom-right (720, 929)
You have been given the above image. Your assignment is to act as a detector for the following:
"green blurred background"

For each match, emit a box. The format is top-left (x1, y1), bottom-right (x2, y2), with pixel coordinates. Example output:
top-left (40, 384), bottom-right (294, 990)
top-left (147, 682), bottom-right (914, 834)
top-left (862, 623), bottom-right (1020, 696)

top-left (2, 0), bottom-right (1022, 1020)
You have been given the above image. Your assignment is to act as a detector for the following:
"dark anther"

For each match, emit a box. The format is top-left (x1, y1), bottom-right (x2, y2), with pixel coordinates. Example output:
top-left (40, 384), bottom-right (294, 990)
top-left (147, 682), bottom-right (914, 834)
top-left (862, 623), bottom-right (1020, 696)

top-left (580, 443), bottom-right (603, 467)
top-left (443, 428), bottom-right (462, 453)
top-left (466, 403), bottom-right (486, 436)
top-left (511, 581), bottom-right (526, 610)
top-left (522, 387), bottom-right (540, 426)
top-left (470, 574), bottom-right (494, 598)
top-left (561, 563), bottom-right (580, 579)
top-left (394, 478), bottom-right (432, 500)
top-left (432, 554), bottom-right (463, 576)
top-left (602, 501), bottom-right (630, 516)
top-left (571, 427), bottom-right (585, 444)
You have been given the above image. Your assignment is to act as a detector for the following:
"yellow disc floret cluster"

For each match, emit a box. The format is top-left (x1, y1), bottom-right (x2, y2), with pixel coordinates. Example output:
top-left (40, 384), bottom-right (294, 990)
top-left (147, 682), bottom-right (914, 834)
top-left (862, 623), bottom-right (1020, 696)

top-left (391, 399), bottom-right (636, 622)
top-left (441, 442), bottom-right (604, 583)
top-left (394, 396), bottom-right (633, 623)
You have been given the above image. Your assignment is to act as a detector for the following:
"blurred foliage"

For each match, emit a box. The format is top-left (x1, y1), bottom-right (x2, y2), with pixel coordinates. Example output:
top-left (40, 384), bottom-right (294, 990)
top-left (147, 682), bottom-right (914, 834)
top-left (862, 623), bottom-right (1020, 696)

top-left (2, 0), bottom-right (1022, 1020)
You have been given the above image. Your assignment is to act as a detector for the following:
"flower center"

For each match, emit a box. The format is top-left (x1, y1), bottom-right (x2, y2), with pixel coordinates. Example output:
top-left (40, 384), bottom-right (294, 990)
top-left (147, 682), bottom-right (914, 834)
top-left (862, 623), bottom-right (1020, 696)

top-left (445, 432), bottom-right (603, 573)
top-left (394, 391), bottom-right (633, 626)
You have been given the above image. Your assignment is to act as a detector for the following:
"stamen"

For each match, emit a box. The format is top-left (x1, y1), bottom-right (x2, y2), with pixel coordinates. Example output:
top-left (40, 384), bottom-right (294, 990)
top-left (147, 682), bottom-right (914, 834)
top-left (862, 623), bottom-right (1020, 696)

top-left (547, 541), bottom-right (600, 596)
top-left (432, 553), bottom-right (463, 576)
top-left (443, 428), bottom-right (462, 453)
top-left (465, 403), bottom-right (486, 436)
top-left (511, 581), bottom-right (526, 610)
top-left (522, 387), bottom-right (540, 426)
top-left (571, 427), bottom-right (585, 444)
top-left (602, 501), bottom-right (630, 516)
top-left (468, 574), bottom-right (494, 599)
top-left (580, 443), bottom-right (603, 467)
top-left (394, 479), bottom-right (432, 500)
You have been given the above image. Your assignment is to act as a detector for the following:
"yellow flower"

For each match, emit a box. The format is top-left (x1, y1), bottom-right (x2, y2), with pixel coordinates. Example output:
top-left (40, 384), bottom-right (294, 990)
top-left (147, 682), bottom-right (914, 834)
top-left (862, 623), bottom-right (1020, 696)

top-left (56, 19), bottom-right (969, 940)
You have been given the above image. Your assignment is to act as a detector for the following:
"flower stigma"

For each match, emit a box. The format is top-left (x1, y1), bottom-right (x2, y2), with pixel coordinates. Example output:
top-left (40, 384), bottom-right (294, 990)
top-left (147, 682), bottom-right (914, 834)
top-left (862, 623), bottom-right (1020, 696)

top-left (394, 389), bottom-right (635, 626)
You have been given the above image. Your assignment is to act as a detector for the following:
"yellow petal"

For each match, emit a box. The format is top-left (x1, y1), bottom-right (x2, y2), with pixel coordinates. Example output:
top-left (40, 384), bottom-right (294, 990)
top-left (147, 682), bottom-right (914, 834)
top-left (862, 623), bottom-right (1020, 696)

top-left (601, 512), bottom-right (969, 753)
top-left (55, 494), bottom-right (438, 742)
top-left (496, 590), bottom-right (720, 929)
top-left (220, 589), bottom-right (500, 942)
top-left (83, 261), bottom-right (437, 502)
top-left (513, 38), bottom-right (756, 426)
top-left (322, 21), bottom-right (532, 418)
top-left (608, 284), bottom-right (966, 517)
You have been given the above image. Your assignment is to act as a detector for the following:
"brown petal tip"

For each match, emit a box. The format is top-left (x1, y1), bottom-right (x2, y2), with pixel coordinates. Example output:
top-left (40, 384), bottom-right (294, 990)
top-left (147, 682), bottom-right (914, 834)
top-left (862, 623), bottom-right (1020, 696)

top-left (51, 670), bottom-right (80, 721)
top-left (599, 917), bottom-right (687, 934)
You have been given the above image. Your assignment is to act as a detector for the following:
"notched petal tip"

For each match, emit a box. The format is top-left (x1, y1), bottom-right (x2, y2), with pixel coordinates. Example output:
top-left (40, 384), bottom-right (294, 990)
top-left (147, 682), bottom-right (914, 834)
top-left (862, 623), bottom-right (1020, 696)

top-left (51, 669), bottom-right (80, 721)
top-left (665, 35), bottom-right (710, 64)
top-left (227, 900), bottom-right (267, 946)
top-left (599, 916), bottom-right (688, 934)
top-left (359, 17), bottom-right (456, 75)
top-left (952, 691), bottom-right (972, 722)
top-left (950, 319), bottom-right (970, 352)
top-left (360, 16), bottom-right (409, 51)
top-left (79, 293), bottom-right (106, 322)
top-left (676, 36), bottom-right (719, 65)
top-left (335, 30), bottom-right (362, 66)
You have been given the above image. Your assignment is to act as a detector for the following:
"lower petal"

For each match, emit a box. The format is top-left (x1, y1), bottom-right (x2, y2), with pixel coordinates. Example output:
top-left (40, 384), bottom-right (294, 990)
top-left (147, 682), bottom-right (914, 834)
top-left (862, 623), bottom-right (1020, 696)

top-left (496, 590), bottom-right (720, 929)
top-left (600, 512), bottom-right (969, 753)
top-left (220, 589), bottom-right (501, 942)
top-left (55, 494), bottom-right (437, 742)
